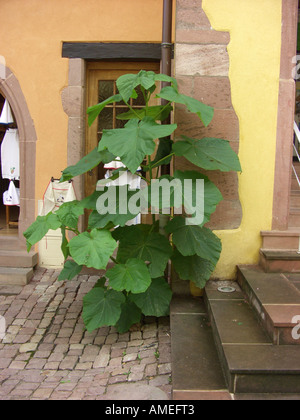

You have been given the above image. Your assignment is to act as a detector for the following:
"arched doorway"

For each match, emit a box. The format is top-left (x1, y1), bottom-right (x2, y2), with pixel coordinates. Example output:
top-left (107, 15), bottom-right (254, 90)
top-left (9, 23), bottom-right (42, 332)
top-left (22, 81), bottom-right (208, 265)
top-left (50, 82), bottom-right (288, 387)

top-left (0, 92), bottom-right (20, 235)
top-left (0, 64), bottom-right (37, 246)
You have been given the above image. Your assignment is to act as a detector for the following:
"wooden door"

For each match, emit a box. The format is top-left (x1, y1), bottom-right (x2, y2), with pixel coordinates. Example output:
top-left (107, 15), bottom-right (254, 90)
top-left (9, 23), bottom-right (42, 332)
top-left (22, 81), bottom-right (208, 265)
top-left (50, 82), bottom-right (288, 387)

top-left (85, 62), bottom-right (161, 199)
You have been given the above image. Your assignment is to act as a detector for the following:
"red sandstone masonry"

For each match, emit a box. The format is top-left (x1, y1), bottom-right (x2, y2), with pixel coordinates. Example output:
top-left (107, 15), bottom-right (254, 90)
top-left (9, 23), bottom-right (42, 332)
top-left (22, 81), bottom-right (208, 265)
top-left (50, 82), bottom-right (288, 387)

top-left (174, 0), bottom-right (241, 230)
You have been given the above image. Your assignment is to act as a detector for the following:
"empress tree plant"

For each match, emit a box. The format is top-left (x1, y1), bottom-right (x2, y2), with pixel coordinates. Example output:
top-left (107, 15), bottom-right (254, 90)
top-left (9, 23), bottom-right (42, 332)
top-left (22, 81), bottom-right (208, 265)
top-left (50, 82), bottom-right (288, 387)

top-left (24, 71), bottom-right (241, 333)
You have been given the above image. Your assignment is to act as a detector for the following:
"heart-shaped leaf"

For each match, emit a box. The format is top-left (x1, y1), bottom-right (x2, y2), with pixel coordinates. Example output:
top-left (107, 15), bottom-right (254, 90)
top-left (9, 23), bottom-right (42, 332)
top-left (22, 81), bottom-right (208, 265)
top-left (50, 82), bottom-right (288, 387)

top-left (106, 258), bottom-right (151, 294)
top-left (115, 298), bottom-right (142, 334)
top-left (58, 260), bottom-right (83, 282)
top-left (165, 216), bottom-right (222, 265)
top-left (24, 213), bottom-right (61, 252)
top-left (60, 148), bottom-right (115, 182)
top-left (157, 86), bottom-right (214, 127)
top-left (116, 71), bottom-right (156, 102)
top-left (117, 105), bottom-right (173, 122)
top-left (173, 136), bottom-right (241, 172)
top-left (130, 277), bottom-right (172, 317)
top-left (82, 287), bottom-right (125, 331)
top-left (56, 201), bottom-right (85, 230)
top-left (171, 248), bottom-right (215, 289)
top-left (98, 117), bottom-right (177, 173)
top-left (68, 229), bottom-right (117, 270)
top-left (113, 225), bottom-right (173, 279)
top-left (148, 171), bottom-right (223, 226)
top-left (87, 94), bottom-right (123, 126)
top-left (116, 71), bottom-right (178, 103)
top-left (88, 186), bottom-right (140, 229)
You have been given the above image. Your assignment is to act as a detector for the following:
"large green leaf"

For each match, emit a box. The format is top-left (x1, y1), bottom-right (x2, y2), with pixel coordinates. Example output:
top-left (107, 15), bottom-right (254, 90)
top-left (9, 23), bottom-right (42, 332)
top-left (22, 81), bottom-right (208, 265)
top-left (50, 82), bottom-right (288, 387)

top-left (171, 248), bottom-right (215, 289)
top-left (157, 86), bottom-right (214, 127)
top-left (148, 137), bottom-right (174, 170)
top-left (165, 216), bottom-right (222, 265)
top-left (61, 227), bottom-right (70, 259)
top-left (106, 258), bottom-right (151, 294)
top-left (148, 171), bottom-right (223, 226)
top-left (82, 287), bottom-right (125, 332)
top-left (24, 213), bottom-right (61, 252)
top-left (174, 170), bottom-right (223, 225)
top-left (113, 225), bottom-right (173, 279)
top-left (68, 229), bottom-right (117, 270)
top-left (58, 260), bottom-right (83, 282)
top-left (60, 148), bottom-right (115, 182)
top-left (116, 71), bottom-right (178, 103)
top-left (87, 94), bottom-right (123, 126)
top-left (115, 298), bottom-right (142, 334)
top-left (116, 71), bottom-right (157, 103)
top-left (80, 190), bottom-right (102, 210)
top-left (154, 74), bottom-right (178, 91)
top-left (116, 105), bottom-right (173, 122)
top-left (130, 277), bottom-right (172, 317)
top-left (116, 72), bottom-right (153, 102)
top-left (56, 200), bottom-right (85, 230)
top-left (88, 186), bottom-right (140, 229)
top-left (173, 136), bottom-right (241, 172)
top-left (98, 117), bottom-right (177, 173)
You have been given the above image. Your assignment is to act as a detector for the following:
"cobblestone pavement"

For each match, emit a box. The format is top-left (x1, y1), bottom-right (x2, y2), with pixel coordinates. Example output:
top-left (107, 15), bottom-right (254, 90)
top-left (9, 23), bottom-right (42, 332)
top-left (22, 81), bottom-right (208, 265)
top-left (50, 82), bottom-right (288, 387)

top-left (0, 268), bottom-right (172, 400)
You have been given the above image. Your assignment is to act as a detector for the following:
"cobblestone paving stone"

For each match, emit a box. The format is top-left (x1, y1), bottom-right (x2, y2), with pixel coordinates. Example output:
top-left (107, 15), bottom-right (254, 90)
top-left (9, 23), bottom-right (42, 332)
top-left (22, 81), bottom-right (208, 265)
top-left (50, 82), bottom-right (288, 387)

top-left (0, 268), bottom-right (172, 400)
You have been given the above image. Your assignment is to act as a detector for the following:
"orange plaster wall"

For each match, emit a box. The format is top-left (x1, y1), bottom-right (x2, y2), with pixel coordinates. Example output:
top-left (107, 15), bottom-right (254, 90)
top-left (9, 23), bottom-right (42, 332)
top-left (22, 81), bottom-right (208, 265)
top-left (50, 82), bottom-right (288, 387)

top-left (0, 0), bottom-right (173, 200)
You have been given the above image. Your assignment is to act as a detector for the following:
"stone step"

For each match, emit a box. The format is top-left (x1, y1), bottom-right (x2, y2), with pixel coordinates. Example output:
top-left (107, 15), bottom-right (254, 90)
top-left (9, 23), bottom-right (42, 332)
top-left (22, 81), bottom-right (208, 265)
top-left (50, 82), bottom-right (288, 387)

top-left (0, 249), bottom-right (38, 268)
top-left (260, 249), bottom-right (300, 272)
top-left (204, 278), bottom-right (300, 394)
top-left (291, 177), bottom-right (300, 190)
top-left (237, 266), bottom-right (300, 345)
top-left (261, 230), bottom-right (300, 251)
top-left (289, 208), bottom-right (300, 228)
top-left (0, 267), bottom-right (34, 286)
top-left (233, 393), bottom-right (300, 400)
top-left (290, 190), bottom-right (300, 208)
top-left (170, 296), bottom-right (231, 400)
top-left (0, 236), bottom-right (23, 251)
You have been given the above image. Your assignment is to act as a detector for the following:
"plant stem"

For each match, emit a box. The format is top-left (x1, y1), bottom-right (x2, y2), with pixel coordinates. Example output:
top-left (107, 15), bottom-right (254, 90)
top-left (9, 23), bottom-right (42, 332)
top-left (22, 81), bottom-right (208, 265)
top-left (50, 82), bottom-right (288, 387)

top-left (153, 101), bottom-right (172, 120)
top-left (124, 100), bottom-right (141, 120)
top-left (152, 152), bottom-right (175, 169)
top-left (135, 172), bottom-right (150, 185)
top-left (66, 227), bottom-right (80, 235)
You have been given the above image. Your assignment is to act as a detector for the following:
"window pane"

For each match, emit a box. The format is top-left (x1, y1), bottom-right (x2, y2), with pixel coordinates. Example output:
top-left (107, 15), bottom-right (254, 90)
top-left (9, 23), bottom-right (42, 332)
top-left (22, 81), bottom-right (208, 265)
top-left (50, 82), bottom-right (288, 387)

top-left (98, 107), bottom-right (113, 133)
top-left (116, 108), bottom-right (130, 129)
top-left (98, 81), bottom-right (114, 103)
top-left (132, 85), bottom-right (145, 107)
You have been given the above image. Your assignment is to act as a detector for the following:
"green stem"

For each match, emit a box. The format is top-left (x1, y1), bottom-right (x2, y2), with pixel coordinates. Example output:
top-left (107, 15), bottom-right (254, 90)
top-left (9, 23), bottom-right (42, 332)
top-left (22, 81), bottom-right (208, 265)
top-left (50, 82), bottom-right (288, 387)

top-left (124, 100), bottom-right (141, 120)
top-left (152, 152), bottom-right (175, 169)
top-left (153, 101), bottom-right (172, 120)
top-left (66, 227), bottom-right (80, 235)
top-left (135, 172), bottom-right (150, 185)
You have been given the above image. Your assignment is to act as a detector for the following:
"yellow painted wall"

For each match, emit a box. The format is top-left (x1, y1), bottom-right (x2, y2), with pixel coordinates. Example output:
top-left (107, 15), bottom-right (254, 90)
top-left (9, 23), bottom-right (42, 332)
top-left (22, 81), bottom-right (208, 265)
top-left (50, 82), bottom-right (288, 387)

top-left (0, 0), bottom-right (172, 201)
top-left (202, 0), bottom-right (282, 278)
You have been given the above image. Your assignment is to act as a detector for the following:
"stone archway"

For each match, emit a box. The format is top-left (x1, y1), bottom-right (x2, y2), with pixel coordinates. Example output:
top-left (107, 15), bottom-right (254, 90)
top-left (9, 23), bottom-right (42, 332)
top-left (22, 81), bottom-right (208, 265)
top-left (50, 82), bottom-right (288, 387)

top-left (0, 63), bottom-right (37, 246)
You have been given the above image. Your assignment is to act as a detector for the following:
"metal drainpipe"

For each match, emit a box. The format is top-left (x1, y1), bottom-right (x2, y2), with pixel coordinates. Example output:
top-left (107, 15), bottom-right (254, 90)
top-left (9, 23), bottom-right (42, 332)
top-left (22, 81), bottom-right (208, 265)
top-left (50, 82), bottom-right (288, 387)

top-left (161, 0), bottom-right (173, 177)
top-left (161, 0), bottom-right (173, 88)
top-left (159, 0), bottom-right (173, 240)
